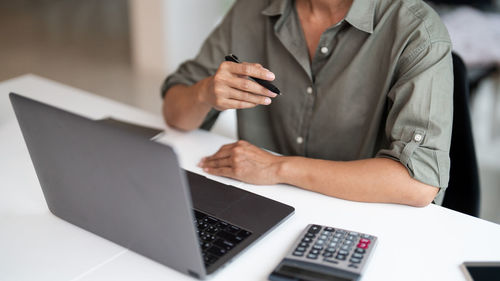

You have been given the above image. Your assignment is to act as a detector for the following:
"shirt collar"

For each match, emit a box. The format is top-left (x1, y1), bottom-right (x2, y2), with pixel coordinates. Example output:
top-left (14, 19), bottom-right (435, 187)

top-left (345, 0), bottom-right (375, 34)
top-left (261, 0), bottom-right (288, 17)
top-left (261, 0), bottom-right (375, 34)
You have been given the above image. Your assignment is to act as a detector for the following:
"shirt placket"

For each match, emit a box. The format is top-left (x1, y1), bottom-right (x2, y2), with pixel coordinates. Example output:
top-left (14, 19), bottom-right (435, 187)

top-left (299, 26), bottom-right (341, 156)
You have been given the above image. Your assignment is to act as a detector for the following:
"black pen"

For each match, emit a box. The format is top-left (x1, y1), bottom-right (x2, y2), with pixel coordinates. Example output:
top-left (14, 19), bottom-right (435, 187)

top-left (224, 54), bottom-right (281, 95)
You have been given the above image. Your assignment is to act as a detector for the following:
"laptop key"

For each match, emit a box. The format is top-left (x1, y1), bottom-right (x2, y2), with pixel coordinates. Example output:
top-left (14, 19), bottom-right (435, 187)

top-left (204, 216), bottom-right (219, 225)
top-left (207, 246), bottom-right (227, 257)
top-left (204, 253), bottom-right (218, 265)
top-left (227, 225), bottom-right (241, 234)
top-left (202, 242), bottom-right (211, 250)
top-left (217, 221), bottom-right (229, 229)
top-left (217, 230), bottom-right (238, 243)
top-left (213, 238), bottom-right (235, 250)
top-left (237, 230), bottom-right (251, 238)
top-left (206, 226), bottom-right (219, 234)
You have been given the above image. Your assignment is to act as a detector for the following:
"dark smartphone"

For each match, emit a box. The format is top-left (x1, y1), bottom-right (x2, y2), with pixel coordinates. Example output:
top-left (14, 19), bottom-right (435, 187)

top-left (461, 262), bottom-right (500, 281)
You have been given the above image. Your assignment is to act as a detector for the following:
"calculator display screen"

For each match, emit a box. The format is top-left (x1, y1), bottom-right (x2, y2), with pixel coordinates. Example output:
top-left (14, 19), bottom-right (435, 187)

top-left (279, 265), bottom-right (355, 281)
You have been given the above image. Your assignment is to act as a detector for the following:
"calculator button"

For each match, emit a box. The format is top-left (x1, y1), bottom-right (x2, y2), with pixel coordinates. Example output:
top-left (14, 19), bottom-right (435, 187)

top-left (322, 231), bottom-right (332, 236)
top-left (344, 240), bottom-right (353, 245)
top-left (310, 249), bottom-right (320, 255)
top-left (305, 233), bottom-right (315, 238)
top-left (335, 254), bottom-right (346, 260)
top-left (357, 243), bottom-right (369, 249)
top-left (299, 242), bottom-right (309, 247)
top-left (352, 253), bottom-right (364, 259)
top-left (296, 246), bottom-right (306, 252)
top-left (355, 248), bottom-right (366, 254)
top-left (341, 245), bottom-right (352, 251)
top-left (325, 227), bottom-right (334, 232)
top-left (332, 237), bottom-right (340, 243)
top-left (361, 234), bottom-right (371, 239)
top-left (346, 235), bottom-right (356, 241)
top-left (293, 251), bottom-right (304, 257)
top-left (349, 232), bottom-right (359, 237)
top-left (313, 245), bottom-right (323, 250)
top-left (325, 247), bottom-right (336, 253)
top-left (307, 253), bottom-right (318, 259)
top-left (328, 242), bottom-right (337, 248)
top-left (316, 240), bottom-right (325, 245)
top-left (319, 235), bottom-right (328, 240)
top-left (338, 250), bottom-right (349, 256)
top-left (359, 238), bottom-right (371, 244)
top-left (322, 252), bottom-right (334, 258)
top-left (334, 233), bottom-right (343, 238)
top-left (302, 237), bottom-right (312, 243)
top-left (350, 257), bottom-right (361, 264)
top-left (308, 225), bottom-right (322, 234)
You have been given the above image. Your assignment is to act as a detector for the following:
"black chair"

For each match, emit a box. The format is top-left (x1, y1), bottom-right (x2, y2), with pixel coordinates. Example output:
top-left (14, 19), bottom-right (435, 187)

top-left (441, 53), bottom-right (481, 217)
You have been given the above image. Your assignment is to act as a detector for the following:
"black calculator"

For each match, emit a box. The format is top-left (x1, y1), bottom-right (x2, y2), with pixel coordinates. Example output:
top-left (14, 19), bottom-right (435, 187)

top-left (269, 224), bottom-right (377, 281)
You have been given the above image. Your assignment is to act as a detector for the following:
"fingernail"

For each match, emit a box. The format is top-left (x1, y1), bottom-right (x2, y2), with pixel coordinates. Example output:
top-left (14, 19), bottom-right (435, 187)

top-left (203, 167), bottom-right (209, 172)
top-left (269, 90), bottom-right (278, 97)
top-left (264, 97), bottom-right (272, 105)
top-left (266, 72), bottom-right (275, 80)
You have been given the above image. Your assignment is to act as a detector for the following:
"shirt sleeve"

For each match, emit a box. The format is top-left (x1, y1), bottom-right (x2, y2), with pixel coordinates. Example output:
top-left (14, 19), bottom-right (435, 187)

top-left (376, 40), bottom-right (453, 203)
top-left (160, 3), bottom-right (237, 130)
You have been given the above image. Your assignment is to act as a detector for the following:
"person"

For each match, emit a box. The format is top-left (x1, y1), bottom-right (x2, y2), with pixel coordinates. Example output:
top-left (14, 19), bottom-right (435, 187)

top-left (161, 0), bottom-right (453, 207)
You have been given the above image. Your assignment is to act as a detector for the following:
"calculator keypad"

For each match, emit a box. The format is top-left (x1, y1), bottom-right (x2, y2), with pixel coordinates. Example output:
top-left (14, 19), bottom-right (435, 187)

top-left (287, 224), bottom-right (377, 274)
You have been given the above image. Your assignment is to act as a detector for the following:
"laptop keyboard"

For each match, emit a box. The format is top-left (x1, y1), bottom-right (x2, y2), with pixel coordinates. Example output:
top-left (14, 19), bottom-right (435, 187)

top-left (194, 209), bottom-right (252, 267)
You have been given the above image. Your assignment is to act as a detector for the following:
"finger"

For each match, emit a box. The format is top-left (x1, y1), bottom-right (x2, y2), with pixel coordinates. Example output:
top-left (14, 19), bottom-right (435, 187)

top-left (203, 166), bottom-right (234, 178)
top-left (202, 157), bottom-right (233, 168)
top-left (231, 62), bottom-right (275, 81)
top-left (224, 99), bottom-right (259, 109)
top-left (226, 87), bottom-right (272, 106)
top-left (204, 143), bottom-right (238, 160)
top-left (227, 77), bottom-right (277, 98)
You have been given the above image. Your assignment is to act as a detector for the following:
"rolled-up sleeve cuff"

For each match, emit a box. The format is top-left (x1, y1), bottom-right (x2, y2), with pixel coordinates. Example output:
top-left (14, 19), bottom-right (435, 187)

top-left (376, 130), bottom-right (450, 204)
top-left (160, 73), bottom-right (197, 99)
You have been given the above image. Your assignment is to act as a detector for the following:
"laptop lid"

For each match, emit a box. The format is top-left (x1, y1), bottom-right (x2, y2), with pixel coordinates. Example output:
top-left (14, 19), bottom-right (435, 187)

top-left (10, 93), bottom-right (207, 278)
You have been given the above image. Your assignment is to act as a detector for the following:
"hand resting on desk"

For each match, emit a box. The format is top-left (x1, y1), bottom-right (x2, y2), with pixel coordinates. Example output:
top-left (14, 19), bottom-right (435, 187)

top-left (198, 140), bottom-right (439, 208)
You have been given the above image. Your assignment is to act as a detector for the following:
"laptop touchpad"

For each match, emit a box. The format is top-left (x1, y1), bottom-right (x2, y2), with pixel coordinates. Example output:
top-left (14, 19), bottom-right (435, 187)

top-left (186, 171), bottom-right (291, 234)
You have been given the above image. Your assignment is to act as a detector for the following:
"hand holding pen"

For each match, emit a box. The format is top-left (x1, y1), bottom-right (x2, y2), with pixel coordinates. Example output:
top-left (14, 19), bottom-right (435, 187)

top-left (198, 54), bottom-right (280, 111)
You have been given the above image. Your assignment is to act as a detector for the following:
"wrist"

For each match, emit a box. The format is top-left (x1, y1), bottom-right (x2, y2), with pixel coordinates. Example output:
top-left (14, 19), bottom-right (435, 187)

top-left (195, 77), bottom-right (213, 107)
top-left (273, 156), bottom-right (292, 184)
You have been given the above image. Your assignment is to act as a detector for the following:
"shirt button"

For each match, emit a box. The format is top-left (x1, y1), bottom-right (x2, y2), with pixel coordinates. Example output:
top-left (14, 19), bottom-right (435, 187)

top-left (414, 134), bottom-right (423, 142)
top-left (296, 137), bottom-right (303, 144)
top-left (320, 46), bottom-right (329, 54)
top-left (306, 86), bottom-right (313, 95)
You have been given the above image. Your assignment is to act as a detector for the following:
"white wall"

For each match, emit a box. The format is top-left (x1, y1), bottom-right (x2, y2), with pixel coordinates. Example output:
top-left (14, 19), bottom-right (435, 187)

top-left (162, 1), bottom-right (233, 73)
top-left (130, 0), bottom-right (234, 74)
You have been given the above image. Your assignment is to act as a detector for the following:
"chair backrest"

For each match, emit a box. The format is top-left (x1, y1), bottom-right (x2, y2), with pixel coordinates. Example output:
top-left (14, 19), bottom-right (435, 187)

top-left (442, 53), bottom-right (481, 217)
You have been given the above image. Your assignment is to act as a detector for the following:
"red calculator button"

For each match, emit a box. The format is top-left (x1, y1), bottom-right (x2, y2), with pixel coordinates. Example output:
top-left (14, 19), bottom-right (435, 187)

top-left (359, 238), bottom-right (371, 244)
top-left (357, 243), bottom-right (369, 249)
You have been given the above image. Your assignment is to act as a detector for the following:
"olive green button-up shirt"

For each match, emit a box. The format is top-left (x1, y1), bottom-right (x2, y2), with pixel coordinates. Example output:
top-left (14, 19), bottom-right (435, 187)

top-left (162, 0), bottom-right (453, 203)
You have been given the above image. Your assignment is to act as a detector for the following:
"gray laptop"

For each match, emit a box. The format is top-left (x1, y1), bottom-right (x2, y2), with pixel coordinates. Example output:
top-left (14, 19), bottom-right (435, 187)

top-left (10, 93), bottom-right (294, 279)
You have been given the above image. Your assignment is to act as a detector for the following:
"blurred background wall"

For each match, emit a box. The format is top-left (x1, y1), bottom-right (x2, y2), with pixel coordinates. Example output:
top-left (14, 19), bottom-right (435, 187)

top-left (0, 0), bottom-right (234, 114)
top-left (0, 0), bottom-right (499, 224)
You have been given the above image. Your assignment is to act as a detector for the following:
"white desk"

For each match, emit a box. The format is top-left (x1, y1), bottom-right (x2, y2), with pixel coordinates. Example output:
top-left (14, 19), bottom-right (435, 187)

top-left (1, 74), bottom-right (500, 281)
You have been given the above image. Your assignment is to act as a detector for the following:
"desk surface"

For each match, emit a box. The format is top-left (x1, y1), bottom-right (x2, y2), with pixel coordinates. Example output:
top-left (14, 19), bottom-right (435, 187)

top-left (1, 74), bottom-right (500, 281)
